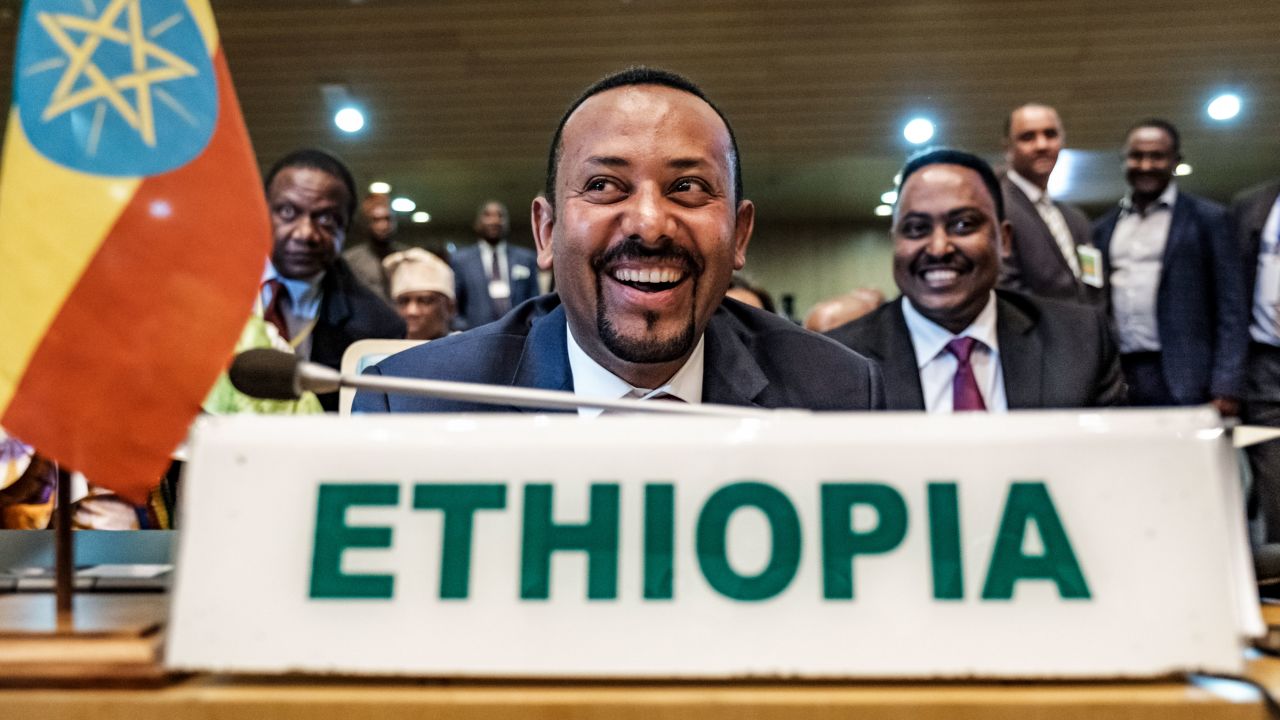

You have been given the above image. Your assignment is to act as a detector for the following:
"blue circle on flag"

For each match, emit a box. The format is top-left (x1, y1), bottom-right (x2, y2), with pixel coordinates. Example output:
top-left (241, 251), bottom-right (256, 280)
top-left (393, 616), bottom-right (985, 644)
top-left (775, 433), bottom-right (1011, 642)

top-left (16, 0), bottom-right (218, 177)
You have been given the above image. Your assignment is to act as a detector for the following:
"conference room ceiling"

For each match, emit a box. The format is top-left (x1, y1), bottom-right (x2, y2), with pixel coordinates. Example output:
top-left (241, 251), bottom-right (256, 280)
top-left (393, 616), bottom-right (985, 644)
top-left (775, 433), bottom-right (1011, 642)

top-left (0, 0), bottom-right (1277, 230)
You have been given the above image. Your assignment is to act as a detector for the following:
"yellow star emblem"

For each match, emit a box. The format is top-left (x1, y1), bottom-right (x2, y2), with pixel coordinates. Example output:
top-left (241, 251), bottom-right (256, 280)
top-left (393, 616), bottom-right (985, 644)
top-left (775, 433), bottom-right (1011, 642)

top-left (36, 0), bottom-right (199, 148)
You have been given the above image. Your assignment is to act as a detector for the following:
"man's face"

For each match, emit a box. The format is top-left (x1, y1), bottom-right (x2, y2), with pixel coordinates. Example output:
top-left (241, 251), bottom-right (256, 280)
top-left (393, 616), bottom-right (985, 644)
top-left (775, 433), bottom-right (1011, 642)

top-left (1124, 125), bottom-right (1177, 200)
top-left (363, 196), bottom-right (396, 242)
top-left (268, 166), bottom-right (350, 279)
top-left (892, 164), bottom-right (1009, 334)
top-left (475, 202), bottom-right (509, 243)
top-left (1005, 105), bottom-right (1063, 188)
top-left (531, 85), bottom-right (754, 383)
top-left (396, 291), bottom-right (454, 341)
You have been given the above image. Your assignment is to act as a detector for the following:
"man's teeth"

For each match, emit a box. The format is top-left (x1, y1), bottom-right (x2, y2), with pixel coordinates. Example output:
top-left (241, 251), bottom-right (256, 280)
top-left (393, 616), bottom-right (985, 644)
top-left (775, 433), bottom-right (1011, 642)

top-left (924, 269), bottom-right (958, 284)
top-left (614, 268), bottom-right (683, 283)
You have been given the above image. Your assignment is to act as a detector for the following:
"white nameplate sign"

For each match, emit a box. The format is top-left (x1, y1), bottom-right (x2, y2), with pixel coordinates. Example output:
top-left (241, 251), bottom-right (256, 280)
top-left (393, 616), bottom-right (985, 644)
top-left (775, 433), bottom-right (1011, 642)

top-left (167, 408), bottom-right (1260, 678)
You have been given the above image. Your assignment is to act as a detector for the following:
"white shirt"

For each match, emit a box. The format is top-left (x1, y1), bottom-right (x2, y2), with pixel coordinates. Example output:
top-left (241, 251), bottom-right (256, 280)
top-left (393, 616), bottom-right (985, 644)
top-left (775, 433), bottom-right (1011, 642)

top-left (260, 261), bottom-right (324, 360)
top-left (1007, 169), bottom-right (1080, 277)
top-left (565, 324), bottom-right (705, 417)
top-left (1251, 193), bottom-right (1280, 347)
top-left (1110, 183), bottom-right (1178, 354)
top-left (901, 293), bottom-right (1007, 413)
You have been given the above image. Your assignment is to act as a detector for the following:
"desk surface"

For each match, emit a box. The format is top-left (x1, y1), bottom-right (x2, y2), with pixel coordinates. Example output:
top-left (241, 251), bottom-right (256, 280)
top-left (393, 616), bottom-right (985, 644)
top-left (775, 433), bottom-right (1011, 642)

top-left (0, 593), bottom-right (1274, 720)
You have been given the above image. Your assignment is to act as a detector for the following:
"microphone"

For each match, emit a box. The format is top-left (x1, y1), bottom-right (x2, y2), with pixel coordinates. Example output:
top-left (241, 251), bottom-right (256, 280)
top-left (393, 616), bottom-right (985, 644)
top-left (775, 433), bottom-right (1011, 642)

top-left (227, 348), bottom-right (772, 418)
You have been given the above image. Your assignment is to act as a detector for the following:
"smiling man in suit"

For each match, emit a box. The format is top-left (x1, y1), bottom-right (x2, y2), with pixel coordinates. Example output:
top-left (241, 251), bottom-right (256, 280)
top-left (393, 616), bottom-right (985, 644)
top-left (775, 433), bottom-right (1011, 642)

top-left (1093, 119), bottom-right (1248, 413)
top-left (997, 104), bottom-right (1103, 305)
top-left (354, 67), bottom-right (883, 414)
top-left (827, 148), bottom-right (1123, 412)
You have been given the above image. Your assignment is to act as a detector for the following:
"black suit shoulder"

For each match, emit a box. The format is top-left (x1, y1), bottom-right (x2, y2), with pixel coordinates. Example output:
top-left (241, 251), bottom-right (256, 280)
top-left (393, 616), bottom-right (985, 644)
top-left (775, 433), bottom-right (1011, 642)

top-left (714, 298), bottom-right (884, 410)
top-left (823, 300), bottom-right (902, 361)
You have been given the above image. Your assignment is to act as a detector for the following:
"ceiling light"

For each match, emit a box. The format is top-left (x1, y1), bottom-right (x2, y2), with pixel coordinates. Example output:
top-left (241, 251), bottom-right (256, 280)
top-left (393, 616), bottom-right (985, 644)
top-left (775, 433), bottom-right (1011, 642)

top-left (874, 204), bottom-right (893, 217)
top-left (893, 172), bottom-right (902, 185)
top-left (880, 190), bottom-right (898, 204)
top-left (1174, 163), bottom-right (1193, 176)
top-left (369, 181), bottom-right (391, 194)
top-left (903, 118), bottom-right (934, 145)
top-left (334, 106), bottom-right (365, 133)
top-left (412, 211), bottom-right (430, 223)
top-left (1206, 93), bottom-right (1241, 121)
top-left (390, 197), bottom-right (416, 212)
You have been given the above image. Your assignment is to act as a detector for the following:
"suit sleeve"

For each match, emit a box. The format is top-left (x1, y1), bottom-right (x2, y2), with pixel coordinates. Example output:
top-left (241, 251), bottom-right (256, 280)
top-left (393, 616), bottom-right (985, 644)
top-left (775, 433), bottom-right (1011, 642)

top-left (351, 363), bottom-right (392, 413)
top-left (866, 356), bottom-right (887, 411)
top-left (1206, 204), bottom-right (1249, 399)
top-left (1090, 306), bottom-right (1127, 407)
top-left (998, 224), bottom-right (1030, 294)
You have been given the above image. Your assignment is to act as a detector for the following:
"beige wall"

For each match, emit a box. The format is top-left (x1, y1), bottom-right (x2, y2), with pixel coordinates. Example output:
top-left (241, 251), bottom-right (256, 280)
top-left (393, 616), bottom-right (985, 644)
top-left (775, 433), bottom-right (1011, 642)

top-left (740, 221), bottom-right (898, 321)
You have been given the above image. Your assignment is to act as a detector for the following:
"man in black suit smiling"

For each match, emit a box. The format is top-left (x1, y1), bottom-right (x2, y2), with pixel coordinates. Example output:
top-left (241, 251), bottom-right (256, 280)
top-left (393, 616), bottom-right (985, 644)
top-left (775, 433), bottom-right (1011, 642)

top-left (828, 148), bottom-right (1124, 412)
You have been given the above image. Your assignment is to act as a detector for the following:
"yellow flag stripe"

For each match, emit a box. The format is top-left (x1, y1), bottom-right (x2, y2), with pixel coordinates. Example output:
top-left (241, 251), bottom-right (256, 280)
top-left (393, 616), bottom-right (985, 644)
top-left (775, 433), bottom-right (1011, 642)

top-left (187, 0), bottom-right (218, 55)
top-left (0, 111), bottom-right (140, 415)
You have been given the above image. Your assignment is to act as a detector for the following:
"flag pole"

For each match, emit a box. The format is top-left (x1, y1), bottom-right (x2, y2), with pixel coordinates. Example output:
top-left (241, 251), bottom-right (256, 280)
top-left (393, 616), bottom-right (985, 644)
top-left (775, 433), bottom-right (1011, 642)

top-left (55, 464), bottom-right (73, 632)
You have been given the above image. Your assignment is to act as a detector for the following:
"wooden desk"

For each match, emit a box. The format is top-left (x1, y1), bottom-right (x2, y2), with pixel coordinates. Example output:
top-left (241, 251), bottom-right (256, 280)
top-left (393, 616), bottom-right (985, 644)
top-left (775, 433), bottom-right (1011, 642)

top-left (0, 593), bottom-right (1274, 720)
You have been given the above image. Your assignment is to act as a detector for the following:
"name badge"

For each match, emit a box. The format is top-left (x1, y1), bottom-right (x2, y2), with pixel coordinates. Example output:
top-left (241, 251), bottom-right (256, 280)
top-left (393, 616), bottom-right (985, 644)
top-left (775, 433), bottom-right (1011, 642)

top-left (1077, 246), bottom-right (1104, 288)
top-left (489, 280), bottom-right (511, 299)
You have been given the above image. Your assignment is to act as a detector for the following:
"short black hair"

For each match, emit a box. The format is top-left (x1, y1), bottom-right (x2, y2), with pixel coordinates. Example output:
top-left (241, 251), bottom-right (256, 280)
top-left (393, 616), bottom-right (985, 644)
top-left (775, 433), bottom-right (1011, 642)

top-left (263, 148), bottom-right (358, 228)
top-left (544, 66), bottom-right (743, 209)
top-left (1002, 102), bottom-right (1057, 138)
top-left (1125, 118), bottom-right (1181, 156)
top-left (898, 148), bottom-right (1005, 221)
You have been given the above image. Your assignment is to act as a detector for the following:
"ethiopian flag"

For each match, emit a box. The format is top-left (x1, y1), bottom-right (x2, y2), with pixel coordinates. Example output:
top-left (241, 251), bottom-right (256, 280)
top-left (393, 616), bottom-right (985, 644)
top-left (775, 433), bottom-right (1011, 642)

top-left (0, 0), bottom-right (269, 503)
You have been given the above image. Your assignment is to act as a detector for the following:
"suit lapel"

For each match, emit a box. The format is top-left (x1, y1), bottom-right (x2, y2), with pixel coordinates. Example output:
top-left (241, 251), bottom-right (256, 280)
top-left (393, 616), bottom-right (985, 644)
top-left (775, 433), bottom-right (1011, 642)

top-left (1007, 181), bottom-right (1072, 274)
top-left (995, 295), bottom-right (1042, 409)
top-left (703, 312), bottom-right (768, 406)
top-left (1161, 195), bottom-right (1194, 268)
top-left (882, 301), bottom-right (927, 410)
top-left (510, 305), bottom-right (573, 412)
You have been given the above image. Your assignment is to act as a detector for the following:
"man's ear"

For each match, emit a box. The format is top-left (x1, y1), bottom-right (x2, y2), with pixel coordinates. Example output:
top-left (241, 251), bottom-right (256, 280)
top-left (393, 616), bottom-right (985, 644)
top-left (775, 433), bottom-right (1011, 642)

top-left (998, 219), bottom-right (1014, 259)
top-left (531, 196), bottom-right (555, 271)
top-left (732, 199), bottom-right (755, 270)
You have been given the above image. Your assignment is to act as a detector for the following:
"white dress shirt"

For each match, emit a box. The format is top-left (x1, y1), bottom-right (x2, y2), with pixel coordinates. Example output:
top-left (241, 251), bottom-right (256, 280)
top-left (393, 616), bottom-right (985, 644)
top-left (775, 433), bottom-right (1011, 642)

top-left (565, 324), bottom-right (705, 417)
top-left (260, 261), bottom-right (324, 360)
top-left (902, 293), bottom-right (1007, 413)
top-left (1251, 193), bottom-right (1280, 347)
top-left (1109, 183), bottom-right (1178, 354)
top-left (1007, 169), bottom-right (1081, 277)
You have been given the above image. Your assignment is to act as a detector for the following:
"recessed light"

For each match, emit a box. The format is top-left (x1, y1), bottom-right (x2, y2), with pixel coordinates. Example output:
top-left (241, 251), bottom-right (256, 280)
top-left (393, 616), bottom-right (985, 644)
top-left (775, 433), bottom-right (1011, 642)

top-left (880, 190), bottom-right (898, 204)
top-left (1206, 93), bottom-right (1241, 121)
top-left (903, 118), bottom-right (935, 145)
top-left (1174, 163), bottom-right (1193, 176)
top-left (390, 197), bottom-right (416, 212)
top-left (412, 211), bottom-right (430, 223)
top-left (369, 181), bottom-right (391, 194)
top-left (334, 106), bottom-right (365, 133)
top-left (874, 204), bottom-right (893, 217)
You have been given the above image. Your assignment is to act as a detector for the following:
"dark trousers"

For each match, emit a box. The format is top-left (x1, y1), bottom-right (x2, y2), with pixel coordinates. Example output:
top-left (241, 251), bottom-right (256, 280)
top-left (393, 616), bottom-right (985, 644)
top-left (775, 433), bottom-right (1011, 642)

top-left (1120, 351), bottom-right (1177, 407)
top-left (1245, 343), bottom-right (1280, 543)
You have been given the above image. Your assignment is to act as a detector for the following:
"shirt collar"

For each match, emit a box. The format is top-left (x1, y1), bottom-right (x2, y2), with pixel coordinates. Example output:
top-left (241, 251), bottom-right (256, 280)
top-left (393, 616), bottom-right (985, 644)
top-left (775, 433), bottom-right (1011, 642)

top-left (901, 292), bottom-right (1001, 369)
top-left (262, 260), bottom-right (324, 306)
top-left (1006, 169), bottom-right (1047, 204)
top-left (565, 323), bottom-right (705, 412)
top-left (1120, 182), bottom-right (1178, 216)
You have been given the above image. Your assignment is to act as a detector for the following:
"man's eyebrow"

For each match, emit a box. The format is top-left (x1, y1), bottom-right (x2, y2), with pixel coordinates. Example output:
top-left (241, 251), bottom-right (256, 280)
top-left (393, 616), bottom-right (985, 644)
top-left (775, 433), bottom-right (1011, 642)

top-left (667, 157), bottom-right (710, 170)
top-left (585, 156), bottom-right (630, 168)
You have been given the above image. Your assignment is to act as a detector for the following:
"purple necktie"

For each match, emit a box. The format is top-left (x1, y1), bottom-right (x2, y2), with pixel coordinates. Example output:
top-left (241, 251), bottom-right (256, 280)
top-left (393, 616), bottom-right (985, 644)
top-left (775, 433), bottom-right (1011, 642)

top-left (945, 336), bottom-right (987, 412)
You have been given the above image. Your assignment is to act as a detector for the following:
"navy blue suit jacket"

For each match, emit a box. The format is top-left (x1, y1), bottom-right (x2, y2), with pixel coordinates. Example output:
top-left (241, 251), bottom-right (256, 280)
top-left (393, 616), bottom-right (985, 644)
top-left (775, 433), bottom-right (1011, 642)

top-left (825, 292), bottom-right (1125, 410)
top-left (353, 294), bottom-right (885, 412)
top-left (1093, 190), bottom-right (1248, 402)
top-left (450, 242), bottom-right (541, 330)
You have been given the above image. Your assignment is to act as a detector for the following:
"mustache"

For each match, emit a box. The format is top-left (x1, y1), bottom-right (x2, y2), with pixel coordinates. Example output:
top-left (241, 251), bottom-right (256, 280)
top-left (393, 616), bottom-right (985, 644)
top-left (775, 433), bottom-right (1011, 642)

top-left (910, 250), bottom-right (973, 275)
top-left (592, 236), bottom-right (704, 276)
